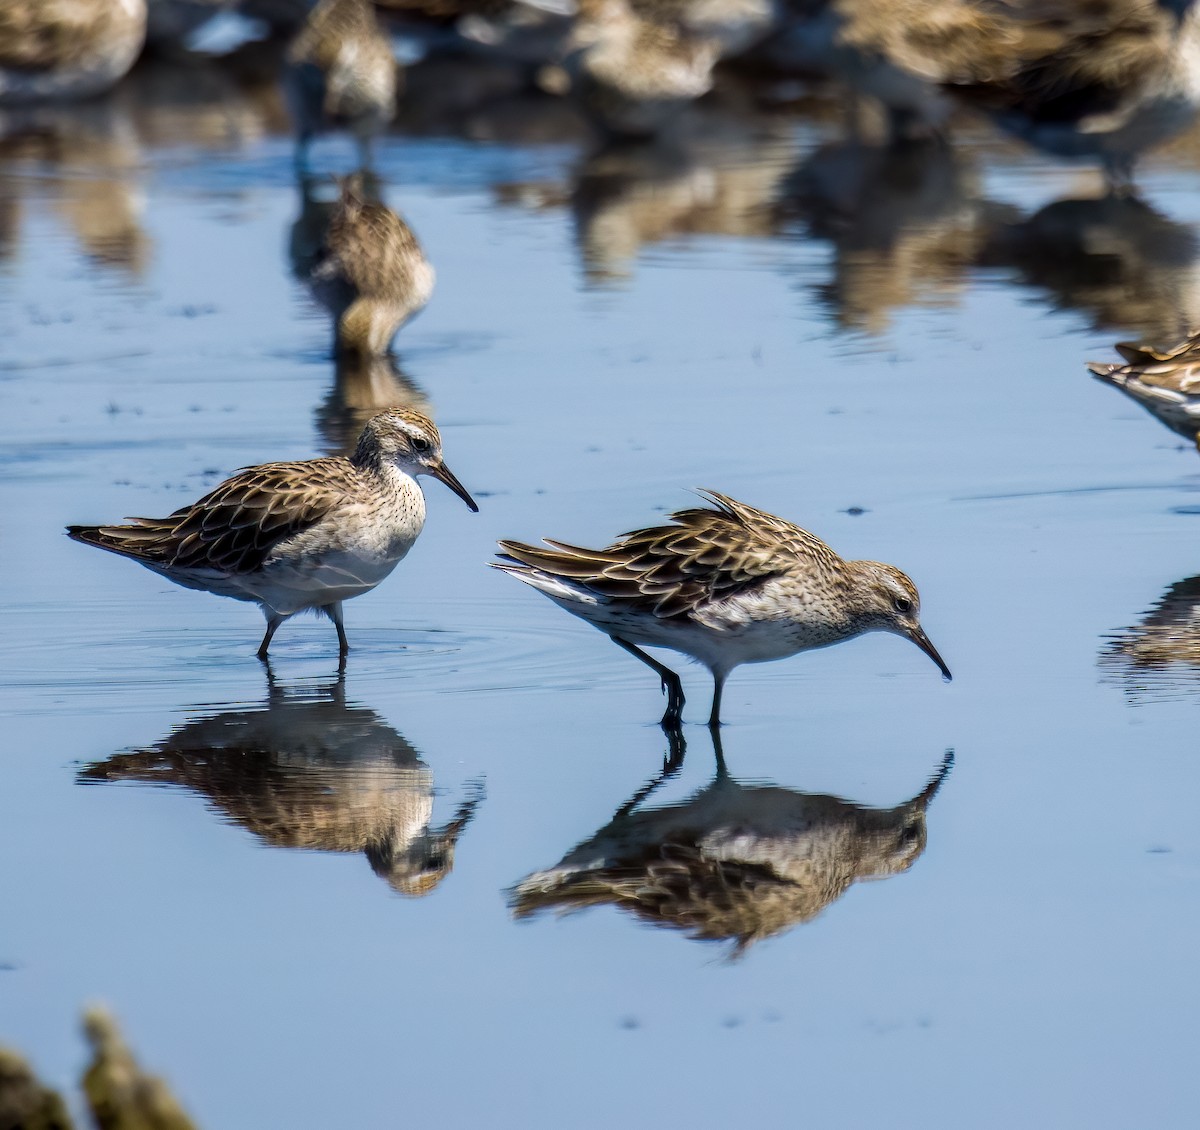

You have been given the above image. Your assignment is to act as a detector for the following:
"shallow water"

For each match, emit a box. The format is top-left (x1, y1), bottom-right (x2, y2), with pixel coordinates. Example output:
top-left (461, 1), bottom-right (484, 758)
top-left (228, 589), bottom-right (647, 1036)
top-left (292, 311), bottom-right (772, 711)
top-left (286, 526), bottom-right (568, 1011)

top-left (2, 49), bottom-right (1199, 1128)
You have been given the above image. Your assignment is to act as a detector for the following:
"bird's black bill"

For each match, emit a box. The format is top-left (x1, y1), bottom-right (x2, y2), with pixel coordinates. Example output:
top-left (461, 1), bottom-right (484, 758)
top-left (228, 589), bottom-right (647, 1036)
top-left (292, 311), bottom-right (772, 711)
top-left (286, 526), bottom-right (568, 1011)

top-left (911, 628), bottom-right (952, 682)
top-left (430, 461), bottom-right (479, 512)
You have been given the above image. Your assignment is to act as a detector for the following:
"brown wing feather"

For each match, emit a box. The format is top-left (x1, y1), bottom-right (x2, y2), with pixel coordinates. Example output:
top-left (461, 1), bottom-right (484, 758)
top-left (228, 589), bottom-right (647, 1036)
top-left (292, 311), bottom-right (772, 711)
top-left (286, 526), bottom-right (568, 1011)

top-left (68, 458), bottom-right (355, 574)
top-left (499, 491), bottom-right (841, 619)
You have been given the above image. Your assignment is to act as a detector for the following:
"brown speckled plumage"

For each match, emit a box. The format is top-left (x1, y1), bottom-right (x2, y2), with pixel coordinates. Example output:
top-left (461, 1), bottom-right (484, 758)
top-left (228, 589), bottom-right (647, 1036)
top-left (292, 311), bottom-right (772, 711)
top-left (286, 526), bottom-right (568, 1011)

top-left (1088, 330), bottom-right (1200, 443)
top-left (285, 0), bottom-right (400, 162)
top-left (0, 0), bottom-right (146, 102)
top-left (501, 491), bottom-right (844, 620)
top-left (494, 491), bottom-right (949, 726)
top-left (776, 0), bottom-right (1200, 172)
top-left (564, 0), bottom-right (720, 138)
top-left (68, 408), bottom-right (477, 659)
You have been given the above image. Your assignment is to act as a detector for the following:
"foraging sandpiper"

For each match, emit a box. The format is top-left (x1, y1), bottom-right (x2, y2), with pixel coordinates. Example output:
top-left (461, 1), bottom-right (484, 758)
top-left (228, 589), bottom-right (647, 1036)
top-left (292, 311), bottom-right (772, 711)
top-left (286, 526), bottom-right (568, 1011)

top-left (284, 0), bottom-right (400, 168)
top-left (1088, 332), bottom-right (1200, 446)
top-left (308, 174), bottom-right (435, 358)
top-left (493, 490), bottom-right (950, 727)
top-left (0, 0), bottom-right (147, 104)
top-left (68, 408), bottom-right (477, 660)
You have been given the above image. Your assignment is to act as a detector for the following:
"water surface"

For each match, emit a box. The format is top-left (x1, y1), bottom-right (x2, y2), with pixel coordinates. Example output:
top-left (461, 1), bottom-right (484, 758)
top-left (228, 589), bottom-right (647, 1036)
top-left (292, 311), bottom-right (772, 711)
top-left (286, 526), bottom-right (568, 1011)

top-left (1, 51), bottom-right (1198, 1129)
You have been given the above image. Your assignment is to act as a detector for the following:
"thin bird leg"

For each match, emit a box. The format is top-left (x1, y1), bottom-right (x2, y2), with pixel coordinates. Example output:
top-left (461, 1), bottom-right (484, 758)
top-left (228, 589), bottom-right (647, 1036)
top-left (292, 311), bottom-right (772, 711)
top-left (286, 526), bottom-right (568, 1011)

top-left (613, 738), bottom-right (686, 821)
top-left (258, 612), bottom-right (286, 661)
top-left (707, 670), bottom-right (728, 730)
top-left (323, 602), bottom-right (349, 657)
top-left (610, 636), bottom-right (685, 728)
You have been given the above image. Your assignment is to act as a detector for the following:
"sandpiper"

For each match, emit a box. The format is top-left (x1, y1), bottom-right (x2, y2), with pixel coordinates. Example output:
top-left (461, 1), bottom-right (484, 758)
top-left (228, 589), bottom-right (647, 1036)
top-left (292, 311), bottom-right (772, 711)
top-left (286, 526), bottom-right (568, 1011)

top-left (308, 174), bottom-right (435, 357)
top-left (766, 0), bottom-right (1200, 185)
top-left (944, 0), bottom-right (1200, 191)
top-left (67, 408), bottom-right (477, 660)
top-left (284, 0), bottom-right (400, 168)
top-left (511, 736), bottom-right (952, 953)
top-left (0, 0), bottom-right (147, 104)
top-left (563, 0), bottom-right (720, 140)
top-left (493, 490), bottom-right (950, 727)
top-left (1088, 331), bottom-right (1200, 445)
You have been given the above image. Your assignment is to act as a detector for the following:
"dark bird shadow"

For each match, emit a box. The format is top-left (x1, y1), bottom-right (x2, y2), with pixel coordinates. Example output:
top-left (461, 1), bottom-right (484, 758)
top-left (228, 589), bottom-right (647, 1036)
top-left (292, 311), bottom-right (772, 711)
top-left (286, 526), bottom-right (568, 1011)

top-left (78, 673), bottom-right (484, 898)
top-left (509, 733), bottom-right (952, 957)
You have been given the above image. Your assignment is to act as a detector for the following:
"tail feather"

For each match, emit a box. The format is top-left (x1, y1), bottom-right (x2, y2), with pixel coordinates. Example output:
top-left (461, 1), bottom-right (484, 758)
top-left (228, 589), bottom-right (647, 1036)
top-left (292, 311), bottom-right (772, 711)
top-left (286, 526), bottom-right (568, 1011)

top-left (490, 553), bottom-right (602, 606)
top-left (1086, 361), bottom-right (1123, 385)
top-left (66, 522), bottom-right (174, 564)
top-left (496, 538), bottom-right (608, 579)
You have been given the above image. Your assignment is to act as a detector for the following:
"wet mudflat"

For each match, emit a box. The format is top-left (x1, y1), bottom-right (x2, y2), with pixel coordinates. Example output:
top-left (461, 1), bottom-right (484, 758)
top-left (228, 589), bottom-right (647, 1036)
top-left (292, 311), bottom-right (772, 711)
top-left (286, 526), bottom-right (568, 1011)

top-left (1, 52), bottom-right (1199, 1129)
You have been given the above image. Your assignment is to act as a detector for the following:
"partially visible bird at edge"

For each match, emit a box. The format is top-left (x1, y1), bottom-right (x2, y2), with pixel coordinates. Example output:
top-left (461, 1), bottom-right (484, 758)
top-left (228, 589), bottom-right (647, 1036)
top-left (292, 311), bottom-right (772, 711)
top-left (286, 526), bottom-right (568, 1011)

top-left (0, 0), bottom-right (147, 104)
top-left (1088, 330), bottom-right (1200, 446)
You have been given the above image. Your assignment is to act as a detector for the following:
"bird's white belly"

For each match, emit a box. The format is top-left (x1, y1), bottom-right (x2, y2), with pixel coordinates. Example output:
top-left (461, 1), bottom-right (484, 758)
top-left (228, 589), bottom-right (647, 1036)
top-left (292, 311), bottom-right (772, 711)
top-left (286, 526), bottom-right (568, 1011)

top-left (561, 597), bottom-right (848, 672)
top-left (250, 545), bottom-right (408, 614)
top-left (242, 500), bottom-right (422, 615)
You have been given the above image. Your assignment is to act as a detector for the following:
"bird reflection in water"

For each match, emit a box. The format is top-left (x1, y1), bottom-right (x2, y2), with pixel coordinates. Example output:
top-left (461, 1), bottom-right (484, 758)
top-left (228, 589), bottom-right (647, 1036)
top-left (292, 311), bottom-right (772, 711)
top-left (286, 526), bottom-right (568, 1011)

top-left (975, 195), bottom-right (1200, 339)
top-left (290, 173), bottom-right (435, 456)
top-left (778, 146), bottom-right (1200, 339)
top-left (78, 674), bottom-right (484, 897)
top-left (0, 101), bottom-right (149, 275)
top-left (315, 351), bottom-right (433, 456)
top-left (777, 137), bottom-right (997, 334)
top-left (496, 114), bottom-right (796, 284)
top-left (1101, 575), bottom-right (1200, 702)
top-left (510, 734), bottom-right (951, 955)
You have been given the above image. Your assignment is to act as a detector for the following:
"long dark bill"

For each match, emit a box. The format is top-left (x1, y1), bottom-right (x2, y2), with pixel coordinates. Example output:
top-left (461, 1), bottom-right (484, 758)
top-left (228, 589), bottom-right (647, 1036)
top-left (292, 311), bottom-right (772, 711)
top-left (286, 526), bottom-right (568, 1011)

top-left (910, 628), bottom-right (952, 682)
top-left (430, 461), bottom-right (479, 512)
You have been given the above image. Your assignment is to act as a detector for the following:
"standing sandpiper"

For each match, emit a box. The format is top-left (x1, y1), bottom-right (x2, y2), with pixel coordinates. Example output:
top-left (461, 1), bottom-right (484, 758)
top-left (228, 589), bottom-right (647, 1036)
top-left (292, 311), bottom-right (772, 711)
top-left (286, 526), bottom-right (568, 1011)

top-left (67, 409), bottom-right (477, 660)
top-left (493, 490), bottom-right (950, 727)
top-left (308, 174), bottom-right (435, 358)
top-left (284, 0), bottom-right (399, 168)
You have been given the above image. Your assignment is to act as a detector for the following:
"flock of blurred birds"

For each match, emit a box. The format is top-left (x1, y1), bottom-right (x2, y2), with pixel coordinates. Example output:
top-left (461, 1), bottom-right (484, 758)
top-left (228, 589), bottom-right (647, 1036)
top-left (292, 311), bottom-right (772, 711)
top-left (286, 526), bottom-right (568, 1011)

top-left (6, 5), bottom-right (1200, 1102)
top-left (8, 0), bottom-right (1200, 338)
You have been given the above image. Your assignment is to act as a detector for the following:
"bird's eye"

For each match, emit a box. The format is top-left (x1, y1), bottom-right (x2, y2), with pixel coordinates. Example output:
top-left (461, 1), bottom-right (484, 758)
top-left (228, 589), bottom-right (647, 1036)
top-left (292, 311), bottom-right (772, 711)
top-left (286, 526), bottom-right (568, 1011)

top-left (412, 436), bottom-right (432, 454)
top-left (894, 597), bottom-right (913, 615)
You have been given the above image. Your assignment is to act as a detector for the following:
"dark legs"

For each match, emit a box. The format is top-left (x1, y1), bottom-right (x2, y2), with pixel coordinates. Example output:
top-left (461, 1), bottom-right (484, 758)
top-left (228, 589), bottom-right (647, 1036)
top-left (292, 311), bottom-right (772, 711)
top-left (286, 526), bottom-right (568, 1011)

top-left (707, 671), bottom-right (728, 730)
top-left (611, 636), bottom-right (685, 728)
top-left (257, 606), bottom-right (346, 662)
top-left (257, 613), bottom-right (286, 661)
top-left (323, 602), bottom-right (349, 658)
